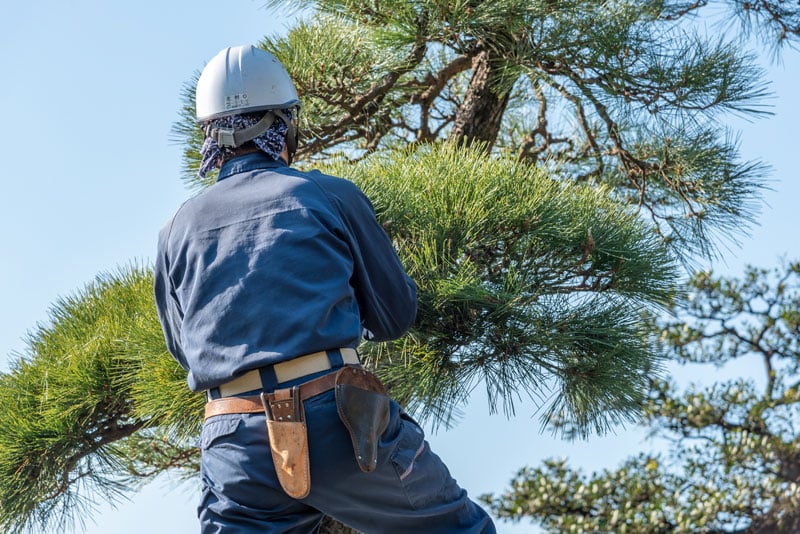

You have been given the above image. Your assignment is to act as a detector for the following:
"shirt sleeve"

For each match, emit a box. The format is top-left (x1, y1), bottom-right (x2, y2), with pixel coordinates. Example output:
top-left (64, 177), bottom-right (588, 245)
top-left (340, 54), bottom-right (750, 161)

top-left (153, 225), bottom-right (189, 370)
top-left (328, 179), bottom-right (418, 342)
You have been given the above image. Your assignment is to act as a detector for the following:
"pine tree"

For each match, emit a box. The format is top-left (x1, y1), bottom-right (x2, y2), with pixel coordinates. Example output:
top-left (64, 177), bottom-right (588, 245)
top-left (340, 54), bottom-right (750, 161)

top-left (484, 260), bottom-right (800, 532)
top-left (2, 1), bottom-right (795, 531)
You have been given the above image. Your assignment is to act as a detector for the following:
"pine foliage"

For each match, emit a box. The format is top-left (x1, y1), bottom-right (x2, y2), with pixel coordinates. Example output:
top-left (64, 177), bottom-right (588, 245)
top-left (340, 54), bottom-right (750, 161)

top-left (0, 267), bottom-right (201, 533)
top-left (327, 143), bottom-right (676, 433)
top-left (484, 261), bottom-right (800, 532)
top-left (243, 0), bottom-right (771, 261)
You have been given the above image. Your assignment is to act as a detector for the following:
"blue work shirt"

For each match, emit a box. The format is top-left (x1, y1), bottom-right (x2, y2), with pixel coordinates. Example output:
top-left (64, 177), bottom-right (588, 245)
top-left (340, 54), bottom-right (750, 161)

top-left (154, 153), bottom-right (417, 392)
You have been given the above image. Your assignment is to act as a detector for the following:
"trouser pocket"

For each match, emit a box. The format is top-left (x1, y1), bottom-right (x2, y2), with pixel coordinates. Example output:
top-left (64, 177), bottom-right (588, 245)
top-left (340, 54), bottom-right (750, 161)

top-left (390, 412), bottom-right (462, 511)
top-left (334, 366), bottom-right (390, 473)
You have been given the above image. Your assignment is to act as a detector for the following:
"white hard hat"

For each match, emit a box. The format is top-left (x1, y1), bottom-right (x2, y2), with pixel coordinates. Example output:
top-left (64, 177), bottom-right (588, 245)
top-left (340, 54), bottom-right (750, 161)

top-left (195, 45), bottom-right (300, 121)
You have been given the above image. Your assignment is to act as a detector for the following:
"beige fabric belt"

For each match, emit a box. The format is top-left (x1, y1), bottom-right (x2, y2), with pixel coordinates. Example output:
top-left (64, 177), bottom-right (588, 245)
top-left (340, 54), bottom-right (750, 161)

top-left (213, 348), bottom-right (359, 398)
top-left (205, 370), bottom-right (342, 419)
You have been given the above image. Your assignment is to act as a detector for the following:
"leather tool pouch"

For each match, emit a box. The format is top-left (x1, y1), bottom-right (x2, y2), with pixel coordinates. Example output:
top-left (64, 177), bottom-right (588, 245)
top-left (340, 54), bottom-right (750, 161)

top-left (334, 366), bottom-right (390, 473)
top-left (261, 387), bottom-right (311, 499)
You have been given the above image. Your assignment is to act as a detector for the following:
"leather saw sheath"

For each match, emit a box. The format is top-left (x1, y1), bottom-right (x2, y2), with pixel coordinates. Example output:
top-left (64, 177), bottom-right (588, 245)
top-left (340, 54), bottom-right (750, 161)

top-left (334, 366), bottom-right (390, 473)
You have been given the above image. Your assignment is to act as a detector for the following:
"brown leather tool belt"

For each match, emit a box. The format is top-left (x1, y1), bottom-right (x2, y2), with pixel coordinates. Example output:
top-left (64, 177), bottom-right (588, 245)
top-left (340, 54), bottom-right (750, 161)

top-left (204, 369), bottom-right (340, 419)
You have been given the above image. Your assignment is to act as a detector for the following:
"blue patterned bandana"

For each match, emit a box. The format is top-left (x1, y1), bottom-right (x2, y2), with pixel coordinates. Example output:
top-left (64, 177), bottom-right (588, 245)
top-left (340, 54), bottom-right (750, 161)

top-left (198, 109), bottom-right (293, 178)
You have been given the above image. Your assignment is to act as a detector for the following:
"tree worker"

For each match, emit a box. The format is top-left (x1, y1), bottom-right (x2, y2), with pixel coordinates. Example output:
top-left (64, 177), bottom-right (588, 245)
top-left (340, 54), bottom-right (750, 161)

top-left (154, 44), bottom-right (496, 533)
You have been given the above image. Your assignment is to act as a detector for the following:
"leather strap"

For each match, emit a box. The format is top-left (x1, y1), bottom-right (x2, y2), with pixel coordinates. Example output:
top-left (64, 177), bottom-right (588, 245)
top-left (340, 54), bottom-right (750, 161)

top-left (205, 370), bottom-right (341, 419)
top-left (272, 108), bottom-right (298, 164)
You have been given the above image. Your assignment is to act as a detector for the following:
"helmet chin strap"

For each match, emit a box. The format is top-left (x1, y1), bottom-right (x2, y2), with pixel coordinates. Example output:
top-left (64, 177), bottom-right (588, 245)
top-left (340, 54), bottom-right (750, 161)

top-left (273, 109), bottom-right (298, 165)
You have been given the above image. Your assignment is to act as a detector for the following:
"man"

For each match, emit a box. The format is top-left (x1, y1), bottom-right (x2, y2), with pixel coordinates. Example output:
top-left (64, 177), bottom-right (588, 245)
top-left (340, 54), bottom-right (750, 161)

top-left (154, 44), bottom-right (495, 533)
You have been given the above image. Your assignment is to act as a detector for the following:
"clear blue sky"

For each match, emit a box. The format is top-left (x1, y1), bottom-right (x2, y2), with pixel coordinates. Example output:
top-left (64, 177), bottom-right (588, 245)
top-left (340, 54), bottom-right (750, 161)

top-left (1, 2), bottom-right (798, 533)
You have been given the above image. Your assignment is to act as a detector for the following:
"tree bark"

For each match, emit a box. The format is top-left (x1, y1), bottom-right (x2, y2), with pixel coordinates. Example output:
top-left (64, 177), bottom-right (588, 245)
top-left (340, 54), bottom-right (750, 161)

top-left (447, 48), bottom-right (511, 150)
top-left (745, 453), bottom-right (800, 533)
top-left (747, 512), bottom-right (800, 533)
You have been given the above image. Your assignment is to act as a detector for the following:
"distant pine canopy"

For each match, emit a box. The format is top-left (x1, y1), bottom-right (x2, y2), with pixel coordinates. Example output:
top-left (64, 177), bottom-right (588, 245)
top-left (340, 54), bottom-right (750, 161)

top-left (4, 0), bottom-right (799, 532)
top-left (484, 261), bottom-right (800, 532)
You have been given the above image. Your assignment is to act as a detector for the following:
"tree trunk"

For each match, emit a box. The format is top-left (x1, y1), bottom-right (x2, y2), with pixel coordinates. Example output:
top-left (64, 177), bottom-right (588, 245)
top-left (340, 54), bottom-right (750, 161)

top-left (745, 452), bottom-right (800, 532)
top-left (447, 48), bottom-right (512, 150)
top-left (747, 512), bottom-right (800, 533)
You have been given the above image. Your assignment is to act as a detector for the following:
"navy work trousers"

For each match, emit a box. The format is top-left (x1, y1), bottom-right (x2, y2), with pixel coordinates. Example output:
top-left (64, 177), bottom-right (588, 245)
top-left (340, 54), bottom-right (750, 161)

top-left (198, 373), bottom-right (496, 533)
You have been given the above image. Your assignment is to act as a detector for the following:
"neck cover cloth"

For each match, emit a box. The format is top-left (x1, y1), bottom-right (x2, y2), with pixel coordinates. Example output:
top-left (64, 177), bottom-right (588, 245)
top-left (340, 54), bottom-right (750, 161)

top-left (198, 109), bottom-right (293, 178)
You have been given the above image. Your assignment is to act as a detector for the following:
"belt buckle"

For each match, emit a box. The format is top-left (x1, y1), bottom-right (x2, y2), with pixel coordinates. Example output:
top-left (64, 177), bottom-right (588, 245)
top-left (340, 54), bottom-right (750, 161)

top-left (260, 386), bottom-right (302, 422)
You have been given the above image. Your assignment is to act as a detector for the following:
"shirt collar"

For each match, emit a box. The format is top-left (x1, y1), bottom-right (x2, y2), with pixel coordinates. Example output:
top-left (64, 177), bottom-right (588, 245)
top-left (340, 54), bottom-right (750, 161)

top-left (217, 152), bottom-right (288, 182)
